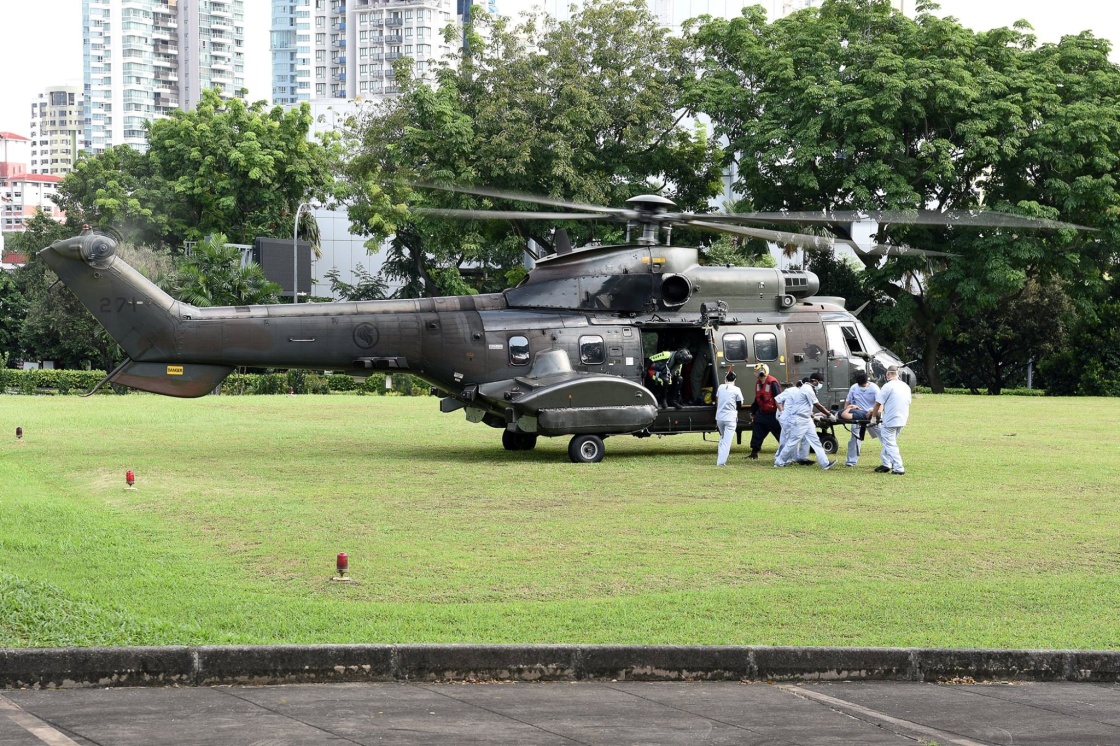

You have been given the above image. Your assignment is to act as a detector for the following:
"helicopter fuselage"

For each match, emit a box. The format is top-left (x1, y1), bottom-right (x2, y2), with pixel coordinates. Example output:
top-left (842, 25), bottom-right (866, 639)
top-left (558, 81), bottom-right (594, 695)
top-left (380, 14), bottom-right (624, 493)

top-left (42, 231), bottom-right (912, 461)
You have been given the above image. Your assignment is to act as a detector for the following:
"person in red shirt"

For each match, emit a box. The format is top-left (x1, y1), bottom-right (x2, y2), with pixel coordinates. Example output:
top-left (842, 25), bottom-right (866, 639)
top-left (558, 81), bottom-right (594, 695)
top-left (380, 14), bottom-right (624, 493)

top-left (748, 363), bottom-right (782, 459)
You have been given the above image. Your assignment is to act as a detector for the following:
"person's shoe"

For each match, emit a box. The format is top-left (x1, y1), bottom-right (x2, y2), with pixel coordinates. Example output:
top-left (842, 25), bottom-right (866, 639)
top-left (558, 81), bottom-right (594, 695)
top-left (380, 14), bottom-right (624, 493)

top-left (673, 403), bottom-right (683, 410)
top-left (822, 459), bottom-right (836, 470)
top-left (845, 463), bottom-right (856, 467)
top-left (748, 450), bottom-right (759, 460)
top-left (874, 465), bottom-right (891, 473)
top-left (796, 459), bottom-right (814, 466)
top-left (892, 470), bottom-right (905, 475)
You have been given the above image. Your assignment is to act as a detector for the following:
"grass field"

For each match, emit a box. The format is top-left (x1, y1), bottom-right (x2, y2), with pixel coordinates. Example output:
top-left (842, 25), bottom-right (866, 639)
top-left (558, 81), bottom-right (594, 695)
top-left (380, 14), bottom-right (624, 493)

top-left (1, 392), bottom-right (1118, 650)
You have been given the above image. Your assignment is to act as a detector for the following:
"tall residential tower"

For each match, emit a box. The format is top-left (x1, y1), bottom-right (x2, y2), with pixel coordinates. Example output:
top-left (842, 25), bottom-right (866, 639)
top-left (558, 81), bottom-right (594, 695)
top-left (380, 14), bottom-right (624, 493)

top-left (82, 0), bottom-right (245, 154)
top-left (271, 0), bottom-right (464, 106)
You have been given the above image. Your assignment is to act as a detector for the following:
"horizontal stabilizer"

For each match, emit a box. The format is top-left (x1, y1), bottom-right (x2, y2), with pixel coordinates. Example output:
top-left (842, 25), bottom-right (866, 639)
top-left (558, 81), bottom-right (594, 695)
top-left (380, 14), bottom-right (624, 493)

top-left (100, 360), bottom-right (235, 398)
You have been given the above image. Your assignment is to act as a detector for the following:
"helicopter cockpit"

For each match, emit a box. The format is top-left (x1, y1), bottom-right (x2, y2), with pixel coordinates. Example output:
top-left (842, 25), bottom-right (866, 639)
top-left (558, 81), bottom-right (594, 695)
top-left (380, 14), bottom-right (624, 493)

top-left (822, 313), bottom-right (915, 391)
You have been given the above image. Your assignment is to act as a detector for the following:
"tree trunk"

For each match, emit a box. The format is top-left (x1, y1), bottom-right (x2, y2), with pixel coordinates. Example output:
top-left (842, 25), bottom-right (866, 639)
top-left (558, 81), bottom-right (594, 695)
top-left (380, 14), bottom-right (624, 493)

top-left (921, 329), bottom-right (945, 393)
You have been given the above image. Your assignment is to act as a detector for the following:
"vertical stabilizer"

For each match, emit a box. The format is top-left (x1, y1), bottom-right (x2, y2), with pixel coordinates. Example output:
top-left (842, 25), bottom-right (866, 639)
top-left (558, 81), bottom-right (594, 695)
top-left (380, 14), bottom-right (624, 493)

top-left (40, 230), bottom-right (183, 362)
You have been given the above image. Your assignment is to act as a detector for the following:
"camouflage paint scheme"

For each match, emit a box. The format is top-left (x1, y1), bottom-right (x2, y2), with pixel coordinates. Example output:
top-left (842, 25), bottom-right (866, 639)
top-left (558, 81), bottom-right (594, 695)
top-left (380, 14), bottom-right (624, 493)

top-left (42, 230), bottom-right (913, 462)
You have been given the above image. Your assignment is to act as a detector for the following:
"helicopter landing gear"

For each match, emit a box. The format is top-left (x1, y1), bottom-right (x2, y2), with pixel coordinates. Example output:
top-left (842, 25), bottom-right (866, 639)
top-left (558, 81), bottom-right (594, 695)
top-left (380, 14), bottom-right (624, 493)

top-left (568, 434), bottom-right (605, 463)
top-left (502, 431), bottom-right (539, 451)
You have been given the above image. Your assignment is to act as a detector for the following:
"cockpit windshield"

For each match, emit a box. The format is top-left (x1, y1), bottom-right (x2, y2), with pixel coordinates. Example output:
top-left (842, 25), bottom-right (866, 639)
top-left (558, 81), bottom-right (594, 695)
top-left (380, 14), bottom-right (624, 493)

top-left (853, 320), bottom-right (884, 354)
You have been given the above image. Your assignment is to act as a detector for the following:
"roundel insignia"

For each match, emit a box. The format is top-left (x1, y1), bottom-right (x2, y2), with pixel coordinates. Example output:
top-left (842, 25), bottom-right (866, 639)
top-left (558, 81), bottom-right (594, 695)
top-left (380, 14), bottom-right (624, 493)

top-left (353, 323), bottom-right (379, 349)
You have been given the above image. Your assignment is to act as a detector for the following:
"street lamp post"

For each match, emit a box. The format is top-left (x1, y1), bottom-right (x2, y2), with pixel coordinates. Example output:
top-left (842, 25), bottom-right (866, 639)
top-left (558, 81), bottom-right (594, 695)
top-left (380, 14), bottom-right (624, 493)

top-left (293, 201), bottom-right (313, 303)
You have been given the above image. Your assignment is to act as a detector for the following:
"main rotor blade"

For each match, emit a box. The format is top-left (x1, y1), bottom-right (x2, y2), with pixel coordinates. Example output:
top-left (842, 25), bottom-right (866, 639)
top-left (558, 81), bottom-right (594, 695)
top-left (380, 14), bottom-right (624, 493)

top-left (704, 210), bottom-right (1089, 231)
top-left (686, 220), bottom-right (846, 252)
top-left (413, 182), bottom-right (631, 216)
top-left (412, 207), bottom-right (610, 222)
top-left (685, 220), bottom-right (955, 257)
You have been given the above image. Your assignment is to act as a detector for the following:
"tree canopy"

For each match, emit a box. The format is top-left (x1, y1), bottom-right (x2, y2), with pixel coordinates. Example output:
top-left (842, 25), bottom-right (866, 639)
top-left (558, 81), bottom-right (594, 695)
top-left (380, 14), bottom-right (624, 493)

top-left (55, 89), bottom-right (340, 249)
top-left (686, 0), bottom-right (1120, 390)
top-left (343, 0), bottom-right (723, 297)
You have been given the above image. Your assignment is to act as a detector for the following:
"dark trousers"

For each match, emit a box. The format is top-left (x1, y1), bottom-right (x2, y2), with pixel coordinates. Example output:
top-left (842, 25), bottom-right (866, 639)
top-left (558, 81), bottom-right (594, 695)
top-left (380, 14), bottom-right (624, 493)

top-left (666, 380), bottom-right (684, 407)
top-left (750, 411), bottom-right (782, 452)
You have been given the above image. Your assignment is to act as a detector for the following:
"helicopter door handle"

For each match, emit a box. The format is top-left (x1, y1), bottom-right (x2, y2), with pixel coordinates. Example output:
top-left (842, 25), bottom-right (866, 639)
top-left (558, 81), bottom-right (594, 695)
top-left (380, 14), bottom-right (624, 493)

top-left (794, 353), bottom-right (805, 363)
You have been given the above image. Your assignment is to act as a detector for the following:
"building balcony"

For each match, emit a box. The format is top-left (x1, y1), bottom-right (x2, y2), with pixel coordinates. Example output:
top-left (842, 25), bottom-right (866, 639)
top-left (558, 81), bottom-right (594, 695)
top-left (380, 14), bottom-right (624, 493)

top-left (386, 17), bottom-right (403, 26)
top-left (384, 34), bottom-right (402, 43)
top-left (338, 54), bottom-right (346, 63)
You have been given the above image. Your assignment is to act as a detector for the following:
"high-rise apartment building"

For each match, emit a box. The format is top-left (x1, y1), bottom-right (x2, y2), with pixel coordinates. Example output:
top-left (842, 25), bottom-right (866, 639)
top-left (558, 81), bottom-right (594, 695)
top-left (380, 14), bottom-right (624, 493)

top-left (83, 0), bottom-right (245, 154)
top-left (29, 86), bottom-right (86, 176)
top-left (271, 0), bottom-right (464, 106)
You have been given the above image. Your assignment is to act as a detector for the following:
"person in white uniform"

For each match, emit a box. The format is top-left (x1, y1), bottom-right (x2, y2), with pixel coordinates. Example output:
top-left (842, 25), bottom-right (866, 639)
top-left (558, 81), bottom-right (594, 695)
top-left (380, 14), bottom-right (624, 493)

top-left (714, 370), bottom-right (744, 466)
top-left (840, 371), bottom-right (880, 467)
top-left (869, 365), bottom-right (912, 475)
top-left (774, 380), bottom-right (809, 464)
top-left (773, 372), bottom-right (835, 470)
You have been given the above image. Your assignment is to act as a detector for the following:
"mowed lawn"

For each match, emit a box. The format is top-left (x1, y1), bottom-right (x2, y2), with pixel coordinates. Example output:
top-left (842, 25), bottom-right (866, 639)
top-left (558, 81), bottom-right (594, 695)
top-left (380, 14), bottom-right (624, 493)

top-left (1, 392), bottom-right (1117, 650)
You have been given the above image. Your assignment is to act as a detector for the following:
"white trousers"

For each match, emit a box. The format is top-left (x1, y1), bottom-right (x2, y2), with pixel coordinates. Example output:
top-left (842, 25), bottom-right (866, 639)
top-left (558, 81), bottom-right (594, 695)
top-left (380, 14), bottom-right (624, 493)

top-left (845, 423), bottom-right (880, 466)
top-left (777, 414), bottom-right (809, 463)
top-left (775, 416), bottom-right (829, 467)
top-left (880, 425), bottom-right (905, 473)
top-left (716, 418), bottom-right (737, 466)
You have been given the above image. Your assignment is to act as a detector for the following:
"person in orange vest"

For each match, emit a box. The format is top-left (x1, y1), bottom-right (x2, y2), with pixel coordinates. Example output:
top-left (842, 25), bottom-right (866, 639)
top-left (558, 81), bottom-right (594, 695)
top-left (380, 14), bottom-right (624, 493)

top-left (748, 362), bottom-right (782, 459)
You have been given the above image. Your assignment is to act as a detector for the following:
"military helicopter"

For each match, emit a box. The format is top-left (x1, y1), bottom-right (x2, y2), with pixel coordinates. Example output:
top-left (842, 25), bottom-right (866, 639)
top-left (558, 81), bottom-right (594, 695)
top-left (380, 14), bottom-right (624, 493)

top-left (40, 186), bottom-right (1081, 462)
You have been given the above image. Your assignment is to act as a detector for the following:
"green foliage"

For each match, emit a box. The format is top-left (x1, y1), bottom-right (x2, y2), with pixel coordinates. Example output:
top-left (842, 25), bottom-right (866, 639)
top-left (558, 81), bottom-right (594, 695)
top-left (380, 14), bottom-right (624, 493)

top-left (937, 278), bottom-right (1072, 394)
top-left (915, 386), bottom-right (1046, 396)
top-left (701, 236), bottom-right (776, 267)
top-left (215, 371), bottom-right (428, 396)
top-left (344, 0), bottom-right (722, 297)
top-left (324, 264), bottom-right (389, 301)
top-left (55, 89), bottom-right (340, 249)
top-left (1038, 293), bottom-right (1120, 396)
top-left (0, 369), bottom-right (107, 394)
top-left (686, 0), bottom-right (1120, 391)
top-left (163, 233), bottom-right (281, 306)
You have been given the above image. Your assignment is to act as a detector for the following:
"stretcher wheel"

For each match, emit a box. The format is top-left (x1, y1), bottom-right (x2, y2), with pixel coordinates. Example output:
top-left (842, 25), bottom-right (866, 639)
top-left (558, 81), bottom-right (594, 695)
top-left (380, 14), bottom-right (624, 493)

top-left (819, 432), bottom-right (838, 454)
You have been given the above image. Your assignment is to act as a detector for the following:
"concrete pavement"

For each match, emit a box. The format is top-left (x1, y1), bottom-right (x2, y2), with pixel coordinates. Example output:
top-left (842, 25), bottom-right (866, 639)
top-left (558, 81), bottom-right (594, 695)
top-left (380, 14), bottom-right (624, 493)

top-left (2, 680), bottom-right (1119, 745)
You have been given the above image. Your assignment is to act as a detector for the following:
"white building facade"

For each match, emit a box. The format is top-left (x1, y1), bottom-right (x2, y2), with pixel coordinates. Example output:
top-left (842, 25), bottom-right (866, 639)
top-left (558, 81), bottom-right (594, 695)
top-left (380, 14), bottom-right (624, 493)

top-left (82, 0), bottom-right (245, 154)
top-left (1, 133), bottom-right (65, 233)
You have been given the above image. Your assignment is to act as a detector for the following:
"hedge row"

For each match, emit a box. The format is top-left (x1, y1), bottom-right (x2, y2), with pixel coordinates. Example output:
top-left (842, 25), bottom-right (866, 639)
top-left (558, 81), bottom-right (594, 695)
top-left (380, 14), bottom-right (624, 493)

top-left (0, 369), bottom-right (108, 395)
top-left (0, 368), bottom-right (430, 396)
top-left (915, 386), bottom-right (1046, 396)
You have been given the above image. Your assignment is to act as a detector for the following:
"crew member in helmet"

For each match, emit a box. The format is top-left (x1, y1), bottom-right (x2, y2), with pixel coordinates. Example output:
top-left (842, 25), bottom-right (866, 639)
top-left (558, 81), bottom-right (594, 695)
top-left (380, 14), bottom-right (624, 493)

top-left (748, 363), bottom-right (782, 459)
top-left (664, 347), bottom-right (694, 409)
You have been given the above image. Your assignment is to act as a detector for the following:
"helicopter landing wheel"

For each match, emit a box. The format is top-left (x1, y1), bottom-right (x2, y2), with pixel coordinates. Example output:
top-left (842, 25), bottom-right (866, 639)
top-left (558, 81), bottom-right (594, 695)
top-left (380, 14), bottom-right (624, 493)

top-left (502, 431), bottom-right (539, 451)
top-left (568, 434), bottom-right (605, 463)
top-left (819, 432), bottom-right (838, 455)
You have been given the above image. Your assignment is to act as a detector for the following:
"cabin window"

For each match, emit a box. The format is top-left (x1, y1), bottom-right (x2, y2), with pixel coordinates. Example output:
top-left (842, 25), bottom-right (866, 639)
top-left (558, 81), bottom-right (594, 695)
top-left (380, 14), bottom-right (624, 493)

top-left (722, 333), bottom-right (748, 362)
top-left (509, 335), bottom-right (530, 366)
top-left (842, 324), bottom-right (865, 354)
top-left (754, 332), bottom-right (778, 361)
top-left (579, 335), bottom-right (605, 365)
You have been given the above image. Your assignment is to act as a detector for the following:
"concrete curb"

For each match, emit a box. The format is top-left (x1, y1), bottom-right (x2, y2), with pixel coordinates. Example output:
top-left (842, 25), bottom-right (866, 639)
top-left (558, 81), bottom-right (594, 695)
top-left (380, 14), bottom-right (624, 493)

top-left (1, 645), bottom-right (1117, 689)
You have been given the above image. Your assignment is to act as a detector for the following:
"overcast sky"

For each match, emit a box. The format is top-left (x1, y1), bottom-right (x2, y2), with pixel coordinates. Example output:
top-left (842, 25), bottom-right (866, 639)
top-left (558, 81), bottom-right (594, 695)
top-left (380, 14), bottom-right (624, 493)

top-left (1, 1), bottom-right (1117, 137)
